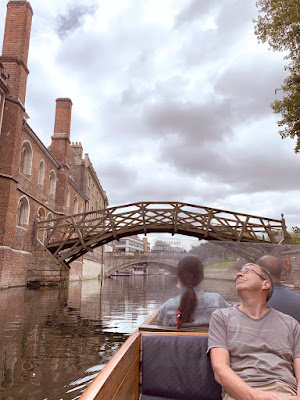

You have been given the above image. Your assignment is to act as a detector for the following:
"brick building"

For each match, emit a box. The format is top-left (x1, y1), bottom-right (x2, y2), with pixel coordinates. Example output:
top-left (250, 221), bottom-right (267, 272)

top-left (0, 0), bottom-right (108, 289)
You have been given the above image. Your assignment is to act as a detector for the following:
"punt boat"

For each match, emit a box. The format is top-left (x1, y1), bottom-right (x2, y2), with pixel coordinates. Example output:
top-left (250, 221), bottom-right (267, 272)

top-left (78, 238), bottom-right (298, 400)
top-left (78, 310), bottom-right (221, 400)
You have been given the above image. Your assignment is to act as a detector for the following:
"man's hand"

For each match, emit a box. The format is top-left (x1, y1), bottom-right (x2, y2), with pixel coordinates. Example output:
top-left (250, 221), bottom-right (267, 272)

top-left (249, 390), bottom-right (280, 399)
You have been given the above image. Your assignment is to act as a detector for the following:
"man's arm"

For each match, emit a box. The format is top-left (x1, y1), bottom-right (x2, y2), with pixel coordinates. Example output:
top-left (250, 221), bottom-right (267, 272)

top-left (283, 357), bottom-right (300, 400)
top-left (210, 347), bottom-right (280, 400)
top-left (294, 357), bottom-right (300, 397)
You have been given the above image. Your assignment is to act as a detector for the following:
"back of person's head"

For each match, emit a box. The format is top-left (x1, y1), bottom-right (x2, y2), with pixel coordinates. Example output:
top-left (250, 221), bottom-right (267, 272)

top-left (177, 255), bottom-right (204, 323)
top-left (256, 255), bottom-right (282, 281)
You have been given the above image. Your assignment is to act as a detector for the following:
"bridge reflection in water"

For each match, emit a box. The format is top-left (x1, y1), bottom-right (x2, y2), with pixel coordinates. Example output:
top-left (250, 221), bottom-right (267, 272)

top-left (1, 240), bottom-right (300, 400)
top-left (2, 275), bottom-right (223, 400)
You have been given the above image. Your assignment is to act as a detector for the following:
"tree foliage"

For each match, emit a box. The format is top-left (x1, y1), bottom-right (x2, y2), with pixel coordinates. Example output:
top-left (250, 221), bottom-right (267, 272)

top-left (254, 0), bottom-right (300, 152)
top-left (290, 226), bottom-right (300, 244)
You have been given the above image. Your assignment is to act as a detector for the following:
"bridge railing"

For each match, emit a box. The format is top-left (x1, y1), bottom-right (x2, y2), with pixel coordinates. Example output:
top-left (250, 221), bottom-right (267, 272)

top-left (37, 201), bottom-right (289, 265)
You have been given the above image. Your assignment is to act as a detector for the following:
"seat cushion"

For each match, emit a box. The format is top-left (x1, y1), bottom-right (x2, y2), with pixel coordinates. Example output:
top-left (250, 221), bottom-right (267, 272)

top-left (141, 334), bottom-right (222, 400)
top-left (141, 396), bottom-right (177, 400)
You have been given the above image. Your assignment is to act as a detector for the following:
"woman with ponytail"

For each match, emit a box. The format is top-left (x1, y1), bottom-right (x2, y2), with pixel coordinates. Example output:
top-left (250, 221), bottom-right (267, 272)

top-left (156, 255), bottom-right (231, 328)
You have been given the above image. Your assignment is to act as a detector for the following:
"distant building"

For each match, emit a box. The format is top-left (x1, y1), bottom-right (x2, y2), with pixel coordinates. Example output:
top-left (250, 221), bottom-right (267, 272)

top-left (0, 1), bottom-right (108, 289)
top-left (113, 235), bottom-right (148, 254)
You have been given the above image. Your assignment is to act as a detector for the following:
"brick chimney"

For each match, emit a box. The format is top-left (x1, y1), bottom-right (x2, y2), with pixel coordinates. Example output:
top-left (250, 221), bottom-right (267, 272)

top-left (50, 98), bottom-right (72, 164)
top-left (70, 141), bottom-right (83, 159)
top-left (0, 0), bottom-right (33, 178)
top-left (0, 0), bottom-right (33, 105)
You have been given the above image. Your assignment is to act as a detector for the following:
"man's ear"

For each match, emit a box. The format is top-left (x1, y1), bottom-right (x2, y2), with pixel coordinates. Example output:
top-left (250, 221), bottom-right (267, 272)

top-left (262, 280), bottom-right (271, 290)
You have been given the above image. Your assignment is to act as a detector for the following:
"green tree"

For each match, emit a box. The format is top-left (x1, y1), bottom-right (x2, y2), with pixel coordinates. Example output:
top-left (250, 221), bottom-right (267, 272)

top-left (290, 226), bottom-right (300, 244)
top-left (254, 0), bottom-right (300, 152)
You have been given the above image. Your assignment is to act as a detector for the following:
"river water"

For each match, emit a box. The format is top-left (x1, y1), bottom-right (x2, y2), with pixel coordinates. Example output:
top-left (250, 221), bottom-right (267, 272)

top-left (0, 274), bottom-right (238, 400)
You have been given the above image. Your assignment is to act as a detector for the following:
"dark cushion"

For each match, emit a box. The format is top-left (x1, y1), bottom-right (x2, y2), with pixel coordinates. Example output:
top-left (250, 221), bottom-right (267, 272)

top-left (141, 396), bottom-right (177, 400)
top-left (141, 334), bottom-right (222, 400)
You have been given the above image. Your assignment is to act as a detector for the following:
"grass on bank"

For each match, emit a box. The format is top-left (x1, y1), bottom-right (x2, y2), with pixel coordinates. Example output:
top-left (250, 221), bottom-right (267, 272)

top-left (205, 261), bottom-right (234, 270)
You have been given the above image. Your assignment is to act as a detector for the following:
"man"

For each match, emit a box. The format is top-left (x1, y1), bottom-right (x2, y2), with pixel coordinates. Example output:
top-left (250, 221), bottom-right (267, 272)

top-left (257, 255), bottom-right (300, 323)
top-left (208, 263), bottom-right (300, 400)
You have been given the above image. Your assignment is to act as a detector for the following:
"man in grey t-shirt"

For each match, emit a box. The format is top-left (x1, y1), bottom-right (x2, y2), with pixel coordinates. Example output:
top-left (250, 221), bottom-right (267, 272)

top-left (208, 263), bottom-right (300, 400)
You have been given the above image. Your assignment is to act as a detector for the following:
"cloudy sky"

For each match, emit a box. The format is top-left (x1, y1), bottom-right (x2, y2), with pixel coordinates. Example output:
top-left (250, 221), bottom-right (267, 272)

top-left (1, 0), bottom-right (299, 229)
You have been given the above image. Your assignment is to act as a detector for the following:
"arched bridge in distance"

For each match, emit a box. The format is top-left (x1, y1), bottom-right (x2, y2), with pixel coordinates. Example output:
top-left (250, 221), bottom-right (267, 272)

top-left (38, 201), bottom-right (290, 270)
top-left (104, 252), bottom-right (182, 277)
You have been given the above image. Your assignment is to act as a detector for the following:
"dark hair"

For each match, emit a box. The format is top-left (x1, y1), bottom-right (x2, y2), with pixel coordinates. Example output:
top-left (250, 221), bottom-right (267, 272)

top-left (176, 255), bottom-right (204, 323)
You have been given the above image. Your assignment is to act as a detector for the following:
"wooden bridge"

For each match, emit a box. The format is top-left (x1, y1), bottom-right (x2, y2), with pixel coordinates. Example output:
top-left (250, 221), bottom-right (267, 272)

top-left (38, 201), bottom-right (289, 269)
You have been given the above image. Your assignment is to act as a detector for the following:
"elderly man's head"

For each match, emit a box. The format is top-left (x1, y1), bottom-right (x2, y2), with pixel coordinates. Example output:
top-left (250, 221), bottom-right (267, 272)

top-left (256, 255), bottom-right (283, 281)
top-left (235, 263), bottom-right (274, 301)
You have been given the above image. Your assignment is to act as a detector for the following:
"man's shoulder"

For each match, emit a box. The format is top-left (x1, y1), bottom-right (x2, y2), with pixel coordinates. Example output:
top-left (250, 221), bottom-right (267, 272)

top-left (212, 304), bottom-right (238, 318)
top-left (269, 307), bottom-right (299, 325)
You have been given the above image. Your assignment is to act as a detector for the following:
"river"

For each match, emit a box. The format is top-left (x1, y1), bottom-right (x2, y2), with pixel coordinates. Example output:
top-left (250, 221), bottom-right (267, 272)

top-left (0, 274), bottom-right (239, 400)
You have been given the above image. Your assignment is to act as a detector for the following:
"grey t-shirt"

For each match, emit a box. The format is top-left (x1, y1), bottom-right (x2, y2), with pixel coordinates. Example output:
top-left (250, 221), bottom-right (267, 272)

top-left (208, 306), bottom-right (300, 390)
top-left (156, 288), bottom-right (231, 327)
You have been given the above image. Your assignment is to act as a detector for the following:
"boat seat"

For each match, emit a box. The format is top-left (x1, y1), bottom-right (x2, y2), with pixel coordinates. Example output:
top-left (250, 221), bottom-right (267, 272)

top-left (141, 334), bottom-right (222, 400)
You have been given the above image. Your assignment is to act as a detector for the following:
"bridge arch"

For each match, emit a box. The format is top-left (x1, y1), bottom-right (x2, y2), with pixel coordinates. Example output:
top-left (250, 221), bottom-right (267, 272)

top-left (104, 252), bottom-right (180, 277)
top-left (38, 201), bottom-right (288, 269)
top-left (106, 260), bottom-right (177, 277)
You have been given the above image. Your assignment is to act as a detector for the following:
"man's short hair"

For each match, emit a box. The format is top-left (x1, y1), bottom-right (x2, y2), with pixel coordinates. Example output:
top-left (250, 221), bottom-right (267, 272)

top-left (256, 255), bottom-right (282, 280)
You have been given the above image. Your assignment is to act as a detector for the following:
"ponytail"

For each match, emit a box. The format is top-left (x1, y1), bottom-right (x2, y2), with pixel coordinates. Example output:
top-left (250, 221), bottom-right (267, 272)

top-left (176, 256), bottom-right (204, 324)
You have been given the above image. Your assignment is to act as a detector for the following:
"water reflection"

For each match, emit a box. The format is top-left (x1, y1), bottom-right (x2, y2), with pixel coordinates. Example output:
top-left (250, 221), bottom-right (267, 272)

top-left (0, 276), bottom-right (182, 400)
top-left (0, 271), bottom-right (297, 400)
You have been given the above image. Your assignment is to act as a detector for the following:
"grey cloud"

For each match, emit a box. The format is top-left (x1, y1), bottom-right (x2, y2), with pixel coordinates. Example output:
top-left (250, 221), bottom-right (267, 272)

top-left (177, 0), bottom-right (257, 66)
top-left (145, 99), bottom-right (233, 142)
top-left (160, 138), bottom-right (299, 194)
top-left (215, 55), bottom-right (287, 121)
top-left (175, 0), bottom-right (219, 27)
top-left (215, 0), bottom-right (256, 39)
top-left (104, 175), bottom-right (214, 207)
top-left (55, 4), bottom-right (98, 39)
top-left (95, 162), bottom-right (138, 190)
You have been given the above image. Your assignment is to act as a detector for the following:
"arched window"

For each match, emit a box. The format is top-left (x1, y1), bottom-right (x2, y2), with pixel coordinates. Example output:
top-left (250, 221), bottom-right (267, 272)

top-left (47, 212), bottom-right (54, 227)
top-left (38, 160), bottom-right (45, 186)
top-left (0, 94), bottom-right (5, 136)
top-left (20, 141), bottom-right (33, 175)
top-left (49, 170), bottom-right (56, 195)
top-left (66, 186), bottom-right (70, 208)
top-left (37, 207), bottom-right (46, 242)
top-left (17, 196), bottom-right (30, 227)
top-left (73, 195), bottom-right (78, 214)
top-left (80, 202), bottom-right (83, 213)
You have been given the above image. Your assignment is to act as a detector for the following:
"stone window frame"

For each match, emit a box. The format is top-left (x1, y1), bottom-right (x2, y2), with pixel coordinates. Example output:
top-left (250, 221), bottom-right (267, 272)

top-left (0, 94), bottom-right (5, 136)
top-left (49, 170), bottom-right (56, 195)
top-left (66, 186), bottom-right (70, 208)
top-left (37, 206), bottom-right (46, 242)
top-left (20, 140), bottom-right (33, 176)
top-left (38, 159), bottom-right (45, 186)
top-left (47, 212), bottom-right (54, 227)
top-left (73, 195), bottom-right (78, 214)
top-left (17, 195), bottom-right (30, 228)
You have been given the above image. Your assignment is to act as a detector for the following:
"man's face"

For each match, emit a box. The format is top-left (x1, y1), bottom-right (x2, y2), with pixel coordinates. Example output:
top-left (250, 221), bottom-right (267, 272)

top-left (235, 264), bottom-right (267, 295)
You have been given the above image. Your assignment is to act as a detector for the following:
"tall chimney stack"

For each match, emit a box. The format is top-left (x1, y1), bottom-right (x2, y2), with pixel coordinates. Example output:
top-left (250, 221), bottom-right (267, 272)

top-left (0, 0), bottom-right (33, 104)
top-left (50, 98), bottom-right (72, 164)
